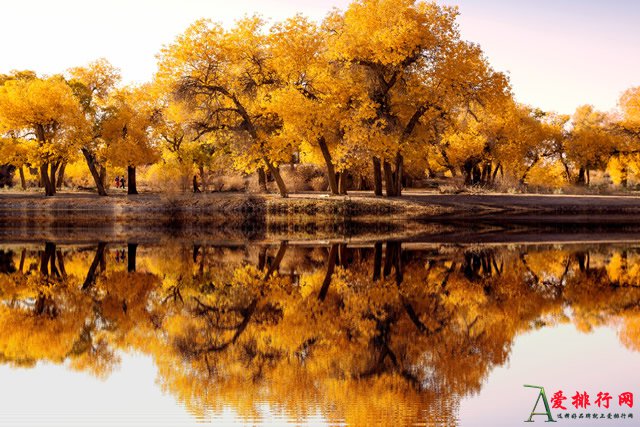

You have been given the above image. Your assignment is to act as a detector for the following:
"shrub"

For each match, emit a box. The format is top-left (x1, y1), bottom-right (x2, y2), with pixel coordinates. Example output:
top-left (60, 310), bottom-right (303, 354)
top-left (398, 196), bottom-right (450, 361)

top-left (210, 174), bottom-right (247, 192)
top-left (310, 175), bottom-right (328, 191)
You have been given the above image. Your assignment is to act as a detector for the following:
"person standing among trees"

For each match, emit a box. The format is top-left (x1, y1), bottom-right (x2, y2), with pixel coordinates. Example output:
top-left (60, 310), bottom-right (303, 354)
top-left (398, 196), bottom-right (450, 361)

top-left (114, 176), bottom-right (121, 189)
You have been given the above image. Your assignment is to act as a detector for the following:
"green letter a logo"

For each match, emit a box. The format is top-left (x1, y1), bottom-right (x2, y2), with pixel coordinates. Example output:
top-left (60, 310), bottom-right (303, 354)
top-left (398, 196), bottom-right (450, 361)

top-left (524, 385), bottom-right (556, 422)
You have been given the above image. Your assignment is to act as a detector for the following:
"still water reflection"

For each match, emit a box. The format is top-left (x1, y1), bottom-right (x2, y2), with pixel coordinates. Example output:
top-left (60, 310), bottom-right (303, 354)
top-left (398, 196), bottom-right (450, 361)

top-left (1, 240), bottom-right (639, 426)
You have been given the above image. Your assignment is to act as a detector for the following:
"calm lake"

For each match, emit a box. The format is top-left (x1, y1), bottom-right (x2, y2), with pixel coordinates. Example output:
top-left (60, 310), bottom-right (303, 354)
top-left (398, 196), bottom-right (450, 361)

top-left (1, 235), bottom-right (639, 426)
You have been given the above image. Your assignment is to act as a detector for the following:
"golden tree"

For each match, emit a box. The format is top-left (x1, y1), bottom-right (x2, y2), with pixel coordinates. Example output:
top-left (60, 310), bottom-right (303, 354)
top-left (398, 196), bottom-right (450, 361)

top-left (157, 17), bottom-right (292, 197)
top-left (102, 85), bottom-right (160, 194)
top-left (326, 0), bottom-right (509, 196)
top-left (565, 105), bottom-right (618, 185)
top-left (67, 58), bottom-right (122, 195)
top-left (0, 74), bottom-right (86, 196)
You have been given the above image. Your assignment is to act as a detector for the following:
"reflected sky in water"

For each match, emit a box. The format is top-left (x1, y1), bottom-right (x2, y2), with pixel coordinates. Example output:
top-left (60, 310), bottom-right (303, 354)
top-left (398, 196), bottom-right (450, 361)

top-left (0, 240), bottom-right (639, 426)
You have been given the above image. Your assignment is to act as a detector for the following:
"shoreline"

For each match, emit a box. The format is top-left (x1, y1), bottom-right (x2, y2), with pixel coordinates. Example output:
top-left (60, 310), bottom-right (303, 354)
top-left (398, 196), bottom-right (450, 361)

top-left (3, 190), bottom-right (640, 224)
top-left (3, 190), bottom-right (640, 243)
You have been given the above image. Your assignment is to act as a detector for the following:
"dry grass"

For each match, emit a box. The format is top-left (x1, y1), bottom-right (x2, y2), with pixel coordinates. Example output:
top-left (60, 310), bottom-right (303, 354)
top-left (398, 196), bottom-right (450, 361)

top-left (279, 165), bottom-right (327, 192)
top-left (209, 175), bottom-right (247, 192)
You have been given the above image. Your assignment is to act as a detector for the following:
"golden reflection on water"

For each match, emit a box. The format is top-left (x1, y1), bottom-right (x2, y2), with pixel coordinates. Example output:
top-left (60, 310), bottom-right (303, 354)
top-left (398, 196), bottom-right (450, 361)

top-left (1, 241), bottom-right (640, 426)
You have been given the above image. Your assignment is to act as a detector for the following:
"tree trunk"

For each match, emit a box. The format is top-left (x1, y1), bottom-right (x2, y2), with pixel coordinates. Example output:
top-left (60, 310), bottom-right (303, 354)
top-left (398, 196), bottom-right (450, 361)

top-left (372, 241), bottom-right (383, 281)
top-left (127, 166), bottom-right (138, 195)
top-left (383, 241), bottom-right (403, 284)
top-left (439, 147), bottom-right (457, 177)
top-left (621, 165), bottom-right (628, 188)
top-left (35, 125), bottom-right (54, 196)
top-left (265, 241), bottom-right (287, 279)
top-left (482, 162), bottom-right (492, 185)
top-left (338, 170), bottom-right (347, 195)
top-left (257, 168), bottom-right (268, 193)
top-left (193, 175), bottom-right (201, 193)
top-left (82, 242), bottom-right (106, 290)
top-left (258, 246), bottom-right (267, 270)
top-left (265, 160), bottom-right (288, 197)
top-left (81, 148), bottom-right (108, 196)
top-left (19, 249), bottom-right (26, 273)
top-left (354, 174), bottom-right (364, 190)
top-left (383, 158), bottom-right (402, 197)
top-left (472, 165), bottom-right (481, 185)
top-left (199, 165), bottom-right (207, 192)
top-left (127, 243), bottom-right (138, 273)
top-left (318, 244), bottom-right (338, 301)
top-left (576, 167), bottom-right (586, 186)
top-left (491, 163), bottom-right (501, 184)
top-left (519, 158), bottom-right (539, 185)
top-left (18, 166), bottom-right (26, 190)
top-left (56, 162), bottom-right (66, 189)
top-left (56, 250), bottom-right (67, 278)
top-left (49, 161), bottom-right (59, 193)
top-left (383, 160), bottom-right (394, 196)
top-left (372, 157), bottom-right (383, 196)
top-left (318, 137), bottom-right (339, 195)
top-left (99, 166), bottom-right (107, 189)
top-left (560, 158), bottom-right (572, 182)
top-left (40, 163), bottom-right (54, 196)
top-left (40, 242), bottom-right (56, 275)
top-left (395, 152), bottom-right (403, 196)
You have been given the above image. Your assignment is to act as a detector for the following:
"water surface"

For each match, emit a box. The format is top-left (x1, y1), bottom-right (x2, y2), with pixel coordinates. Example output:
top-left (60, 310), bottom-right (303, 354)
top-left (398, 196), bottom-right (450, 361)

top-left (0, 238), bottom-right (639, 426)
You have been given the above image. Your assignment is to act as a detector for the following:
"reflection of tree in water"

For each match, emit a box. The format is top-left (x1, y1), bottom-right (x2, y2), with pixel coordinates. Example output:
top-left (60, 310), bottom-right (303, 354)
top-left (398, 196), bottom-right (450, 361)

top-left (2, 242), bottom-right (640, 425)
top-left (152, 241), bottom-right (568, 425)
top-left (0, 249), bottom-right (16, 274)
top-left (0, 242), bottom-right (89, 367)
top-left (0, 242), bottom-right (158, 376)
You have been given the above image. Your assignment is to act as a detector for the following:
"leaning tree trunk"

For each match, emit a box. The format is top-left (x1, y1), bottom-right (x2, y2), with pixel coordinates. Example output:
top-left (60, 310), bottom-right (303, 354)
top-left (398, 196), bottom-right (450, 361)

top-left (81, 148), bottom-right (108, 196)
top-left (127, 166), bottom-right (138, 195)
top-left (519, 158), bottom-right (539, 185)
top-left (264, 241), bottom-right (288, 278)
top-left (318, 243), bottom-right (338, 301)
top-left (318, 136), bottom-right (339, 195)
top-left (491, 163), bottom-right (501, 184)
top-left (264, 159), bottom-right (288, 198)
top-left (372, 157), bottom-right (383, 196)
top-left (56, 162), bottom-right (66, 189)
top-left (258, 168), bottom-right (268, 193)
top-left (81, 242), bottom-right (107, 291)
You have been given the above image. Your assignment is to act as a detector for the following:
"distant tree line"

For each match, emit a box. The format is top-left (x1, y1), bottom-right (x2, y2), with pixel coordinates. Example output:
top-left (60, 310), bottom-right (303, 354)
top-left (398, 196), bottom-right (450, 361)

top-left (1, 0), bottom-right (639, 197)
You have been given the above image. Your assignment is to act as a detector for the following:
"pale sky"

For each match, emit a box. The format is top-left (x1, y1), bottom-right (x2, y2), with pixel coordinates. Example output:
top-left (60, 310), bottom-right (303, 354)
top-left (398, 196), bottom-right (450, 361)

top-left (1, 0), bottom-right (638, 115)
